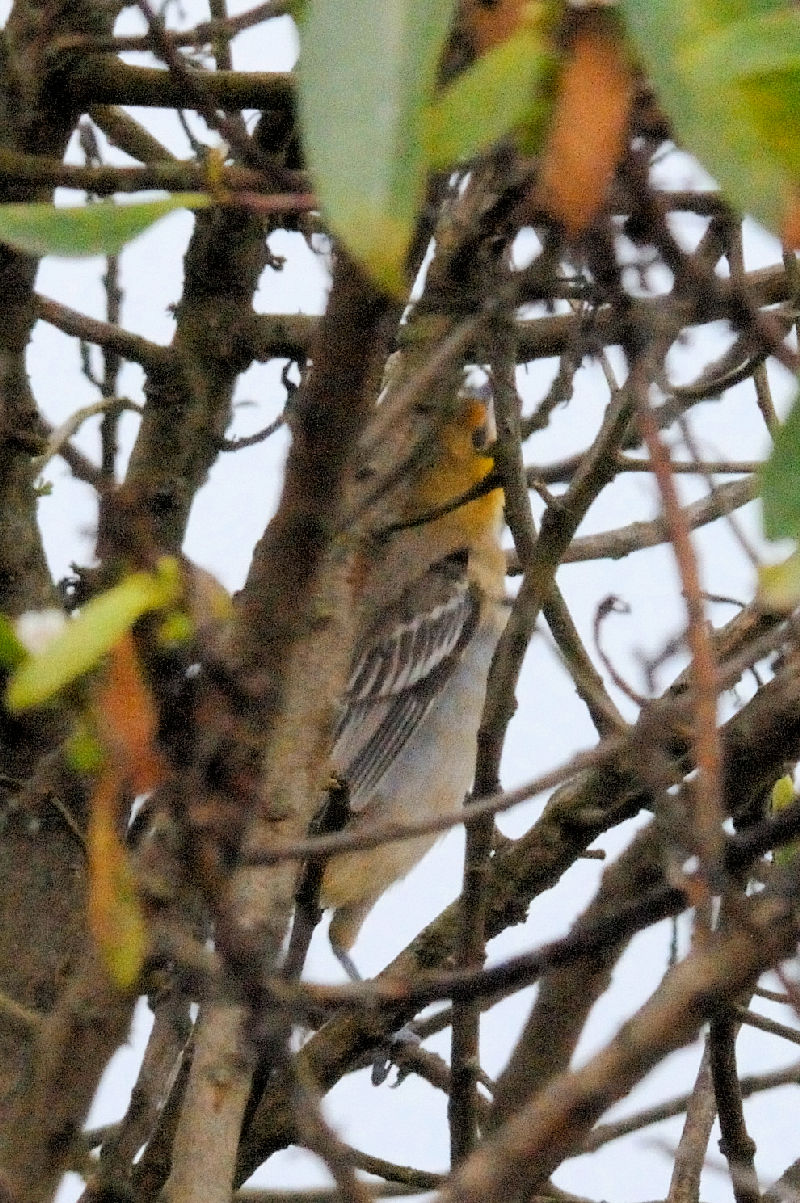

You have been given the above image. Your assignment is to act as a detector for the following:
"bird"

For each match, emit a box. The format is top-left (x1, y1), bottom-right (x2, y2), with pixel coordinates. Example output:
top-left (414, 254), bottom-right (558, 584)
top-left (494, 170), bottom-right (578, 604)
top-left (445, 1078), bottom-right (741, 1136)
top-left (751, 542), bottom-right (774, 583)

top-left (317, 385), bottom-right (507, 977)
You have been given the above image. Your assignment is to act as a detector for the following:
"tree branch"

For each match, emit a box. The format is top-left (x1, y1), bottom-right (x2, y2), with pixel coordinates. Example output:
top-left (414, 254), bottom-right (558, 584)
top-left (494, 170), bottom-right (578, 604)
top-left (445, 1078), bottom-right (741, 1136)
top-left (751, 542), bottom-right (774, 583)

top-left (440, 889), bottom-right (799, 1203)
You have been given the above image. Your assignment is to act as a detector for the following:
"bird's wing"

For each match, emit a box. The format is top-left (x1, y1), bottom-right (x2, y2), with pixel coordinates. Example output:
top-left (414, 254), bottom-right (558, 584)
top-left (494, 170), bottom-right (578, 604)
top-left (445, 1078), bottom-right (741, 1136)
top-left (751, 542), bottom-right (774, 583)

top-left (333, 549), bottom-right (479, 810)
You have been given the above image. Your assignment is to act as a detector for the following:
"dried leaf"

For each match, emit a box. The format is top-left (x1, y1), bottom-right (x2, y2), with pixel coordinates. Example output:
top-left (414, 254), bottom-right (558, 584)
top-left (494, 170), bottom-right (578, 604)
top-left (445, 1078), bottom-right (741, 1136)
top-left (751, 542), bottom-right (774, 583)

top-left (537, 12), bottom-right (633, 236)
top-left (95, 631), bottom-right (166, 795)
top-left (87, 768), bottom-right (147, 990)
top-left (464, 0), bottom-right (530, 53)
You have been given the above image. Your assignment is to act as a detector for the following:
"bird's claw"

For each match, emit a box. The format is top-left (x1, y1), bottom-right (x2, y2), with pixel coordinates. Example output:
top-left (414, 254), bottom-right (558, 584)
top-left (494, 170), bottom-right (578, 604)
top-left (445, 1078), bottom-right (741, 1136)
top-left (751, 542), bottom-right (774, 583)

top-left (371, 1023), bottom-right (420, 1086)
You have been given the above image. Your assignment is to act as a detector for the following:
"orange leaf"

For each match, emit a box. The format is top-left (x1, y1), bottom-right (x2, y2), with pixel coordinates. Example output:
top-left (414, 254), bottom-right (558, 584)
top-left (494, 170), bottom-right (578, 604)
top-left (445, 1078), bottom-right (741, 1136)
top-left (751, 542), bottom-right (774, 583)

top-left (463, 0), bottom-right (530, 53)
top-left (94, 630), bottom-right (166, 794)
top-left (87, 767), bottom-right (147, 989)
top-left (537, 11), bottom-right (633, 237)
top-left (782, 192), bottom-right (800, 249)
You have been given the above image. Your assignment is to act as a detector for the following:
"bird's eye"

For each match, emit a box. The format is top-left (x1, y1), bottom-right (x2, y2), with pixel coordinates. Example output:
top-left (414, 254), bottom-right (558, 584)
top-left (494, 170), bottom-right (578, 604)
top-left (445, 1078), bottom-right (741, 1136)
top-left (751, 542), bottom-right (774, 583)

top-left (471, 423), bottom-right (489, 450)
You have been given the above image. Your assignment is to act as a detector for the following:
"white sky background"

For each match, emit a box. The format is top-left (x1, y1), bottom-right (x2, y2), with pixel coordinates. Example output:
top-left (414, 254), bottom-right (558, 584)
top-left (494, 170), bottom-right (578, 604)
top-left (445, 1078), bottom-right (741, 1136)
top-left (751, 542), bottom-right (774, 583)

top-left (13, 3), bottom-right (800, 1201)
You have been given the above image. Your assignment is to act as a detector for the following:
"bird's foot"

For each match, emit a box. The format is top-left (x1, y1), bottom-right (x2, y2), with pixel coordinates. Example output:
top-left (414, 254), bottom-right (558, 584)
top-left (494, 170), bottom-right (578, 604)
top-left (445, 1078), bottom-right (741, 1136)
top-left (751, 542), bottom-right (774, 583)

top-left (371, 1023), bottom-right (420, 1086)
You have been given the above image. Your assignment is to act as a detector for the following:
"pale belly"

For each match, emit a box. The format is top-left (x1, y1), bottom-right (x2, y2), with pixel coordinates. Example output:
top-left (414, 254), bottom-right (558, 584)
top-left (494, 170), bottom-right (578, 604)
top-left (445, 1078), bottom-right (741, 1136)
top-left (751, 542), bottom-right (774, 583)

top-left (320, 617), bottom-right (501, 912)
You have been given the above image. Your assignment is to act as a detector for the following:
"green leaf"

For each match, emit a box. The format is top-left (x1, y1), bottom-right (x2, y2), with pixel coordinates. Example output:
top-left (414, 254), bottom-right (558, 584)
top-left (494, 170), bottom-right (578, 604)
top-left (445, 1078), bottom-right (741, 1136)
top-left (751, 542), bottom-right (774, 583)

top-left (6, 557), bottom-right (182, 711)
top-left (0, 194), bottom-right (210, 259)
top-left (699, 8), bottom-right (800, 177)
top-left (88, 793), bottom-right (147, 990)
top-left (758, 550), bottom-right (800, 609)
top-left (620, 0), bottom-right (795, 237)
top-left (98, 885), bottom-right (147, 991)
top-left (0, 615), bottom-right (26, 670)
top-left (424, 21), bottom-right (552, 167)
top-left (157, 610), bottom-right (195, 647)
top-left (704, 8), bottom-right (800, 80)
top-left (66, 725), bottom-right (106, 774)
top-left (772, 774), bottom-right (796, 811)
top-left (760, 390), bottom-right (800, 541)
top-left (771, 774), bottom-right (800, 866)
top-left (299, 0), bottom-right (458, 294)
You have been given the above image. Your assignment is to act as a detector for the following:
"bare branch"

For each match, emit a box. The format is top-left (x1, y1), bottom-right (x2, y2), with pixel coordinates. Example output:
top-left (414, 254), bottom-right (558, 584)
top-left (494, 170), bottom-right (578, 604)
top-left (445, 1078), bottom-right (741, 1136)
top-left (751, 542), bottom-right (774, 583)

top-left (35, 295), bottom-right (172, 375)
top-left (709, 1012), bottom-right (760, 1203)
top-left (666, 1046), bottom-right (716, 1203)
top-left (439, 889), bottom-right (799, 1203)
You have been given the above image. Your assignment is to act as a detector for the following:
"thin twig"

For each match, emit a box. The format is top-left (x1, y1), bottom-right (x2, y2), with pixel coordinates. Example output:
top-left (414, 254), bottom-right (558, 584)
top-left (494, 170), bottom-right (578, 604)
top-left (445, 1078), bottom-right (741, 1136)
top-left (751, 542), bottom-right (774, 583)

top-left (135, 0), bottom-right (273, 177)
top-left (439, 887), bottom-right (799, 1203)
top-left (586, 1061), bottom-right (800, 1152)
top-left (616, 456), bottom-right (760, 475)
top-left (35, 294), bottom-right (172, 375)
top-left (533, 477), bottom-right (755, 569)
top-left (238, 736), bottom-right (628, 868)
top-left (450, 311), bottom-right (519, 1164)
top-left (709, 1011), bottom-right (760, 1203)
top-left (78, 987), bottom-right (191, 1202)
top-left (676, 415), bottom-right (760, 569)
top-left (346, 1147), bottom-right (444, 1191)
top-left (234, 1190), bottom-right (418, 1203)
top-left (543, 582), bottom-right (629, 738)
top-left (753, 987), bottom-right (792, 1005)
top-left (666, 1044), bottom-right (716, 1203)
top-left (727, 220), bottom-right (778, 433)
top-left (54, 1), bottom-right (292, 55)
top-left (632, 354), bottom-right (725, 883)
top-left (477, 348), bottom-right (638, 811)
top-left (33, 398), bottom-right (142, 474)
top-left (218, 412), bottom-right (285, 451)
top-left (292, 1071), bottom-right (375, 1203)
top-left (0, 990), bottom-right (41, 1032)
top-left (734, 1007), bottom-right (800, 1050)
